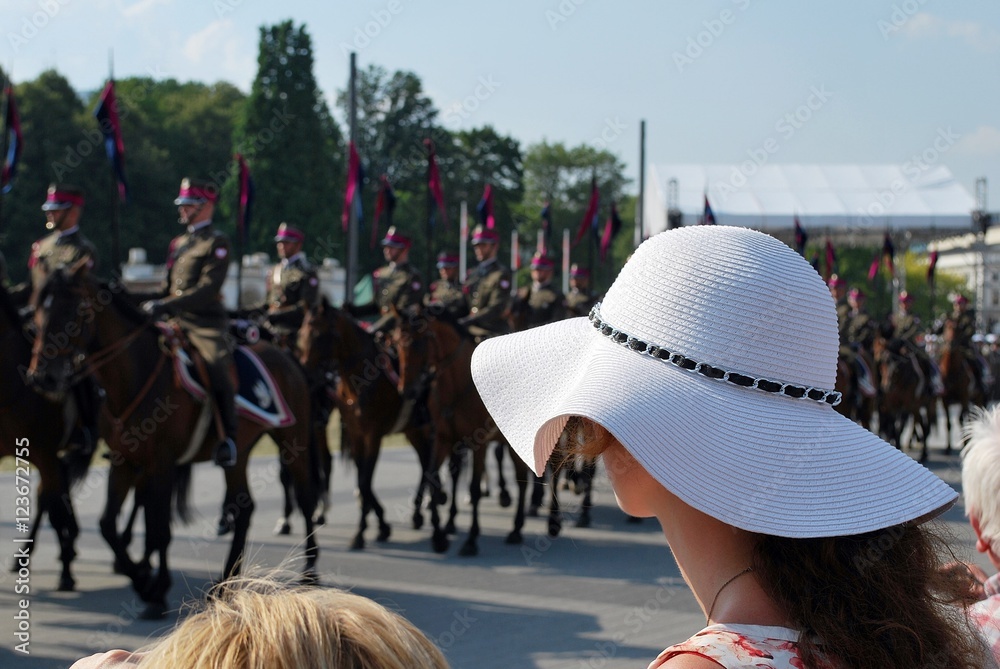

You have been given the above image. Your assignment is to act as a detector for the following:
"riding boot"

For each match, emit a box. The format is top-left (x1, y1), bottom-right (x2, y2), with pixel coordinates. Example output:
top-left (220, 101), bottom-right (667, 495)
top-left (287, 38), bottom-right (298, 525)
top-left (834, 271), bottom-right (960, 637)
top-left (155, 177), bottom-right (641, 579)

top-left (205, 363), bottom-right (238, 469)
top-left (70, 375), bottom-right (103, 458)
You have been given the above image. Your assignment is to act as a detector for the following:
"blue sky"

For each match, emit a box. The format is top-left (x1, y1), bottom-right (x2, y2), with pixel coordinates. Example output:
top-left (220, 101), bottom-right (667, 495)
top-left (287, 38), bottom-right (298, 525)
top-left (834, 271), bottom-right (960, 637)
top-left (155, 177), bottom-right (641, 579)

top-left (3, 0), bottom-right (999, 207)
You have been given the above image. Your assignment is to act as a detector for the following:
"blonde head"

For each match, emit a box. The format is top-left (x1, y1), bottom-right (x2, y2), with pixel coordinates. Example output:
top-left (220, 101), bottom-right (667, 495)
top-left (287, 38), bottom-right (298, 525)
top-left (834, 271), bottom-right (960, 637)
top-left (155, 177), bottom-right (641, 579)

top-left (962, 404), bottom-right (1000, 548)
top-left (136, 575), bottom-right (449, 669)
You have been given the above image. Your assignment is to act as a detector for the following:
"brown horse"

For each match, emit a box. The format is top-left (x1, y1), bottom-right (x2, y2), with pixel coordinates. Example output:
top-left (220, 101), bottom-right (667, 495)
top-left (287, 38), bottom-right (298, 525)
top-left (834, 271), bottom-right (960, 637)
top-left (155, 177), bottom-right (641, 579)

top-left (938, 320), bottom-right (986, 453)
top-left (296, 297), bottom-right (439, 551)
top-left (0, 281), bottom-right (90, 591)
top-left (834, 348), bottom-right (876, 430)
top-left (872, 336), bottom-right (935, 462)
top-left (26, 264), bottom-right (320, 619)
top-left (391, 310), bottom-right (531, 555)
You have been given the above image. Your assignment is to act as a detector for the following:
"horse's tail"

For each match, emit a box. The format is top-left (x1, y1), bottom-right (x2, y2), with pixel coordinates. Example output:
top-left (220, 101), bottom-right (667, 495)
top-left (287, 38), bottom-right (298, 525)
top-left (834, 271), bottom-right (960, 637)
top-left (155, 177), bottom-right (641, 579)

top-left (63, 444), bottom-right (95, 492)
top-left (173, 463), bottom-right (194, 525)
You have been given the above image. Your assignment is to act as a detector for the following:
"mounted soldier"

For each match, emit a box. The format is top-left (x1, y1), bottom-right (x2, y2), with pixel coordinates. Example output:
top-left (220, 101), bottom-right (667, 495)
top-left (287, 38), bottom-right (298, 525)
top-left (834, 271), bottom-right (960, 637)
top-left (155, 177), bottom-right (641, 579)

top-left (138, 178), bottom-right (237, 468)
top-left (10, 184), bottom-right (101, 454)
top-left (889, 290), bottom-right (943, 397)
top-left (459, 225), bottom-right (511, 341)
top-left (510, 252), bottom-right (565, 331)
top-left (346, 226), bottom-right (424, 335)
top-left (425, 250), bottom-right (467, 321)
top-left (262, 222), bottom-right (319, 353)
top-left (564, 263), bottom-right (597, 318)
top-left (942, 293), bottom-right (990, 398)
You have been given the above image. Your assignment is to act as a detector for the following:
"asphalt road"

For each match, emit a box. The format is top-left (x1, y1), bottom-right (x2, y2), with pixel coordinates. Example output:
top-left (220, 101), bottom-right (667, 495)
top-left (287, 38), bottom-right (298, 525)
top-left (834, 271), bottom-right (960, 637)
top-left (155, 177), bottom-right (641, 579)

top-left (0, 415), bottom-right (990, 669)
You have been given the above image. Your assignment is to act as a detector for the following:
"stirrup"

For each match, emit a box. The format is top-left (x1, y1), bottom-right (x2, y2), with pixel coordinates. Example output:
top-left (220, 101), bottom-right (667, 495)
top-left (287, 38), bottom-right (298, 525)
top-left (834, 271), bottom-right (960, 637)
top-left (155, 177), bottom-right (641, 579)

top-left (214, 438), bottom-right (237, 468)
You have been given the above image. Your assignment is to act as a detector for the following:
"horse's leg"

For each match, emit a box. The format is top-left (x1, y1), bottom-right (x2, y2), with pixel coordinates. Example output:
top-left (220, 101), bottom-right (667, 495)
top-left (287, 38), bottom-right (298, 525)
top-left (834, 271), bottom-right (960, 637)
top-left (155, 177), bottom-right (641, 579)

top-left (459, 440), bottom-right (485, 557)
top-left (445, 449), bottom-right (462, 535)
top-left (120, 492), bottom-right (142, 554)
top-left (547, 460), bottom-right (563, 538)
top-left (221, 438), bottom-right (255, 581)
top-left (352, 438), bottom-right (390, 549)
top-left (528, 471), bottom-right (545, 517)
top-left (274, 463), bottom-right (294, 536)
top-left (136, 470), bottom-right (174, 620)
top-left (408, 426), bottom-right (433, 531)
top-left (42, 479), bottom-right (79, 592)
top-left (505, 444), bottom-right (530, 545)
top-left (100, 464), bottom-right (138, 580)
top-left (575, 457), bottom-right (596, 529)
top-left (273, 424), bottom-right (320, 584)
top-left (494, 440), bottom-right (511, 508)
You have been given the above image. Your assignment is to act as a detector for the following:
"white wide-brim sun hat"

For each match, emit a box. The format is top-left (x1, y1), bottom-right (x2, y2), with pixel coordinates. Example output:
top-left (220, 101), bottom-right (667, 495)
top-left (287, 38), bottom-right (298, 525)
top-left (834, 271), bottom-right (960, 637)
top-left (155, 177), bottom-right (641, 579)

top-left (471, 226), bottom-right (956, 538)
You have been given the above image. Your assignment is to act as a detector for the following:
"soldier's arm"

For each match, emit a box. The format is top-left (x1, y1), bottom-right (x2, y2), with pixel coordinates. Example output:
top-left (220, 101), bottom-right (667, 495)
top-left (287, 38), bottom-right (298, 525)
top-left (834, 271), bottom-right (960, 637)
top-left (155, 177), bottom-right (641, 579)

top-left (466, 271), bottom-right (511, 325)
top-left (160, 237), bottom-right (230, 313)
top-left (396, 272), bottom-right (425, 311)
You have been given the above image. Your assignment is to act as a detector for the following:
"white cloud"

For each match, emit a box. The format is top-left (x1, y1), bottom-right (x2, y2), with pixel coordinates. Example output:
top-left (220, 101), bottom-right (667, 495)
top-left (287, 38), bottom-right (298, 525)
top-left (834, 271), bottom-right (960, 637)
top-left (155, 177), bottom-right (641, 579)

top-left (116, 0), bottom-right (172, 19)
top-left (955, 126), bottom-right (1000, 156)
top-left (182, 19), bottom-right (232, 64)
top-left (180, 18), bottom-right (254, 87)
top-left (901, 13), bottom-right (1000, 52)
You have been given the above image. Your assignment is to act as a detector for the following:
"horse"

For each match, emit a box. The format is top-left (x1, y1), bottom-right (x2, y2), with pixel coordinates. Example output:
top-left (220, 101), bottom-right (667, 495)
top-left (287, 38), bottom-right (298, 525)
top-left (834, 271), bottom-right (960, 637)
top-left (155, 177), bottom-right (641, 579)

top-left (872, 336), bottom-right (934, 462)
top-left (938, 319), bottom-right (986, 453)
top-left (26, 262), bottom-right (320, 619)
top-left (834, 348), bottom-right (876, 430)
top-left (0, 281), bottom-right (91, 592)
top-left (391, 310), bottom-right (532, 555)
top-left (296, 297), bottom-right (439, 551)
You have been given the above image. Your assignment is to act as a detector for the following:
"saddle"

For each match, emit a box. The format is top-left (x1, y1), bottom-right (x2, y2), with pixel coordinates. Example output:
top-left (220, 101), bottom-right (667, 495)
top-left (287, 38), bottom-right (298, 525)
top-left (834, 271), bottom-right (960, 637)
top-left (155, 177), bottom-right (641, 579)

top-left (157, 322), bottom-right (295, 429)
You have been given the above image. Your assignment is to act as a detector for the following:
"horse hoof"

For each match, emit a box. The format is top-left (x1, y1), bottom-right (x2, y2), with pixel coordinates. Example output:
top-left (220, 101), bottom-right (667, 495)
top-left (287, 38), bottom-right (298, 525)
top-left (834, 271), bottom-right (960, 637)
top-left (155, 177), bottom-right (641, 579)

top-left (444, 521), bottom-right (457, 535)
top-left (299, 571), bottom-right (320, 587)
top-left (350, 535), bottom-right (365, 551)
top-left (274, 519), bottom-right (292, 536)
top-left (432, 533), bottom-right (450, 553)
top-left (499, 490), bottom-right (512, 508)
top-left (113, 558), bottom-right (128, 575)
top-left (527, 505), bottom-right (540, 518)
top-left (459, 541), bottom-right (479, 557)
top-left (575, 515), bottom-right (592, 529)
top-left (412, 513), bottom-right (424, 531)
top-left (505, 530), bottom-right (523, 545)
top-left (434, 491), bottom-right (448, 505)
top-left (139, 602), bottom-right (168, 621)
top-left (548, 519), bottom-right (562, 538)
top-left (376, 524), bottom-right (391, 543)
top-left (57, 576), bottom-right (76, 592)
top-left (314, 514), bottom-right (326, 527)
top-left (217, 516), bottom-right (235, 537)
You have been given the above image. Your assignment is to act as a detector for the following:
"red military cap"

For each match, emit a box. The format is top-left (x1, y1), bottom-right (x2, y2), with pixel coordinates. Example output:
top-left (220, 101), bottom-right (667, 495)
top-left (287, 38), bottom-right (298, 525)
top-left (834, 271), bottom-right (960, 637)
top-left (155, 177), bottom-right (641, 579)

top-left (827, 274), bottom-right (847, 289)
top-left (530, 252), bottom-right (555, 270)
top-left (899, 290), bottom-right (915, 304)
top-left (436, 251), bottom-right (459, 268)
top-left (471, 225), bottom-right (499, 246)
top-left (953, 293), bottom-right (969, 305)
top-left (274, 222), bottom-right (305, 243)
top-left (381, 226), bottom-right (412, 249)
top-left (570, 263), bottom-right (590, 278)
top-left (849, 287), bottom-right (865, 300)
top-left (41, 183), bottom-right (85, 211)
top-left (174, 178), bottom-right (218, 205)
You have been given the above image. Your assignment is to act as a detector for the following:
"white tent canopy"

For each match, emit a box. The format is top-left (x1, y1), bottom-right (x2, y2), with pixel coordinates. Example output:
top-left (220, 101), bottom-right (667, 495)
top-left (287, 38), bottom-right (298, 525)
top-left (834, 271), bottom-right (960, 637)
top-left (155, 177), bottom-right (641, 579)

top-left (644, 163), bottom-right (977, 235)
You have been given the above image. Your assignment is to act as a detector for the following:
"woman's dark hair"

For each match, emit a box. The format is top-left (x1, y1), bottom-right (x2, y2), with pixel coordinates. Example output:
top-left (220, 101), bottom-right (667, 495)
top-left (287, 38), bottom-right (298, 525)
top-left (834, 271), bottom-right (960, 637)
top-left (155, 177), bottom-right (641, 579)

top-left (569, 418), bottom-right (991, 669)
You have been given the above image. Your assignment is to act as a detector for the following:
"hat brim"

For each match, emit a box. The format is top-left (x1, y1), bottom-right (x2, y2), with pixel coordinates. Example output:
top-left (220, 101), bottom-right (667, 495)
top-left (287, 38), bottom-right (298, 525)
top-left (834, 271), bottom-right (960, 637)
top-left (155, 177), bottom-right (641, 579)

top-left (174, 197), bottom-right (207, 206)
top-left (41, 203), bottom-right (72, 211)
top-left (471, 317), bottom-right (957, 538)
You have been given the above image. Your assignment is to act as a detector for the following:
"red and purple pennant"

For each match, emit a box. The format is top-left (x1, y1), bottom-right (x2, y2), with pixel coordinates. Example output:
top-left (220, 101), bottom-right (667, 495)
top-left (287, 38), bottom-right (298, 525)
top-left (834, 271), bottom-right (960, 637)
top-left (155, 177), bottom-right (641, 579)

top-left (425, 139), bottom-right (447, 227)
top-left (93, 80), bottom-right (128, 203)
top-left (341, 141), bottom-right (362, 232)
top-left (1, 86), bottom-right (23, 194)
top-left (881, 232), bottom-right (895, 276)
top-left (476, 183), bottom-right (495, 229)
top-left (574, 178), bottom-right (600, 247)
top-left (540, 202), bottom-right (553, 254)
top-left (867, 249), bottom-right (881, 282)
top-left (372, 175), bottom-right (396, 249)
top-left (701, 194), bottom-right (716, 225)
top-left (600, 202), bottom-right (623, 261)
top-left (236, 153), bottom-right (254, 245)
top-left (794, 215), bottom-right (807, 255)
top-left (927, 250), bottom-right (939, 287)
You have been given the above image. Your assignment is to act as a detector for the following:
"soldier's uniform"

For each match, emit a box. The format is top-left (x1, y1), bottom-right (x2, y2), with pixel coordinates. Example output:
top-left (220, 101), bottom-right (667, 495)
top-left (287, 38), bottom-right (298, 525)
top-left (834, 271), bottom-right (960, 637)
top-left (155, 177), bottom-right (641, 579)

top-left (461, 226), bottom-right (511, 340)
top-left (564, 264), bottom-right (597, 318)
top-left (140, 179), bottom-right (236, 468)
top-left (350, 227), bottom-right (424, 334)
top-left (425, 251), bottom-right (468, 321)
top-left (10, 186), bottom-right (96, 309)
top-left (511, 253), bottom-right (565, 330)
top-left (264, 223), bottom-right (319, 348)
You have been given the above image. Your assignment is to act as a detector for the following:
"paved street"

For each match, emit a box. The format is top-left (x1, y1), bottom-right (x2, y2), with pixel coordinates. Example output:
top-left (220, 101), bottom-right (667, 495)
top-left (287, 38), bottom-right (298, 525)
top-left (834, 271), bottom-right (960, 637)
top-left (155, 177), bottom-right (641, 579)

top-left (0, 417), bottom-right (990, 669)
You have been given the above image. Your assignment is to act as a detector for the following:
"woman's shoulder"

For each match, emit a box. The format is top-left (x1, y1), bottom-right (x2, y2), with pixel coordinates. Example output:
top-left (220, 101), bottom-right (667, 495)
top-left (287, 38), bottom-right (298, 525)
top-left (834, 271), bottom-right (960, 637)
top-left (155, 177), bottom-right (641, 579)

top-left (649, 624), bottom-right (831, 669)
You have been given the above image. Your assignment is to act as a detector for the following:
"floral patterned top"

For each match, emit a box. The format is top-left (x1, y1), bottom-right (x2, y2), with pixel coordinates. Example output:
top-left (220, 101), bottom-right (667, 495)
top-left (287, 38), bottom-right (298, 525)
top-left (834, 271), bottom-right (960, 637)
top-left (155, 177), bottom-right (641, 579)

top-left (648, 624), bottom-right (838, 669)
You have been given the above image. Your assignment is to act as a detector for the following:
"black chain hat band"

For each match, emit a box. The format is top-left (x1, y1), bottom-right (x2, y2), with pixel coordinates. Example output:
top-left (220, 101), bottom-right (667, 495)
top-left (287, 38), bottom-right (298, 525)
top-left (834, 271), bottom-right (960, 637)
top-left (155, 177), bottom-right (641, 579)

top-left (588, 303), bottom-right (842, 407)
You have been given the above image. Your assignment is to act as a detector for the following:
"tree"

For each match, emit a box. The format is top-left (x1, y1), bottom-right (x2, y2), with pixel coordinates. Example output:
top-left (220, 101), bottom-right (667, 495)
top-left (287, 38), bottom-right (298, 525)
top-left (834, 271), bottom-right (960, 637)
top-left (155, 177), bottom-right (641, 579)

top-left (228, 20), bottom-right (344, 257)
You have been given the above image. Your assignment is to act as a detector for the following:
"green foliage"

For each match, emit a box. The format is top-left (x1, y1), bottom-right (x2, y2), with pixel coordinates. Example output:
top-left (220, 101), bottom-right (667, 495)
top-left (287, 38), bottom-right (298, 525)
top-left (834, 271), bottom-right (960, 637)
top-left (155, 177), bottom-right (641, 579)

top-left (226, 20), bottom-right (344, 256)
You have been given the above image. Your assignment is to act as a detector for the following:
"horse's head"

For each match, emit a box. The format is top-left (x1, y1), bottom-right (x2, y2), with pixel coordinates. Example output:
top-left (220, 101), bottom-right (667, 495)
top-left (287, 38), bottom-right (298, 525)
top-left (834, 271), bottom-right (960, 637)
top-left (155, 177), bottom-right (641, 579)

top-left (25, 258), bottom-right (96, 401)
top-left (389, 305), bottom-right (433, 399)
top-left (298, 296), bottom-right (341, 372)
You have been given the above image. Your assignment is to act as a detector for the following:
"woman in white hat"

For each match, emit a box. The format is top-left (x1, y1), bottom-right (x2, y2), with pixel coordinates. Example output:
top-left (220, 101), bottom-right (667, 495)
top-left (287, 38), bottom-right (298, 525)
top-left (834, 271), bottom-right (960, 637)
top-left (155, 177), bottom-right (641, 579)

top-left (471, 226), bottom-right (988, 669)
